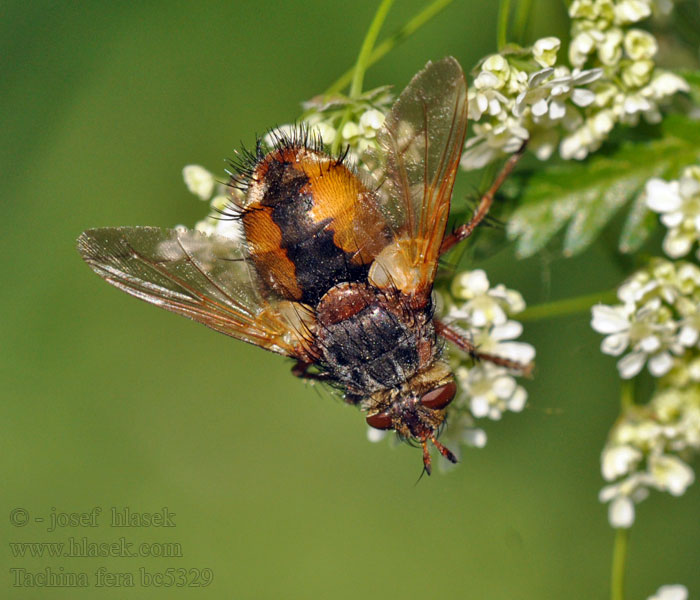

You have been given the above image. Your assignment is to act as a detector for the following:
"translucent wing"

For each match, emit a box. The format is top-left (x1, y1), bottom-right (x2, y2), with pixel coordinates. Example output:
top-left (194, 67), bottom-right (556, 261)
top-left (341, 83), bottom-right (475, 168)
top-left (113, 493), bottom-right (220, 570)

top-left (77, 227), bottom-right (315, 358)
top-left (365, 57), bottom-right (468, 300)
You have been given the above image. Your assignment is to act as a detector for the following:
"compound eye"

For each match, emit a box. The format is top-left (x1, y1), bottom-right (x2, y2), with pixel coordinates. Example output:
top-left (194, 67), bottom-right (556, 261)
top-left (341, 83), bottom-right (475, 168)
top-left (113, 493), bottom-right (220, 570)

top-left (420, 381), bottom-right (456, 410)
top-left (366, 411), bottom-right (393, 430)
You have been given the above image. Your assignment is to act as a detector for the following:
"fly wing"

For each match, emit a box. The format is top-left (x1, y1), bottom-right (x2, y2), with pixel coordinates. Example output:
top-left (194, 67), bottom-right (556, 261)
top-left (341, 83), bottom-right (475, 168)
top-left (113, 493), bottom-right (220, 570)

top-left (365, 57), bottom-right (468, 301)
top-left (77, 227), bottom-right (315, 358)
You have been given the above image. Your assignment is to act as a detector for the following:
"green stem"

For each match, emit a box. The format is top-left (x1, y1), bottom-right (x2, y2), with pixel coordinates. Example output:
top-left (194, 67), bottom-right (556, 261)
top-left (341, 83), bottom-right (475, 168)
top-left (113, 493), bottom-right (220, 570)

top-left (620, 379), bottom-right (634, 411)
top-left (610, 527), bottom-right (629, 600)
top-left (517, 289), bottom-right (618, 321)
top-left (609, 381), bottom-right (634, 600)
top-left (332, 0), bottom-right (394, 155)
top-left (350, 0), bottom-right (395, 99)
top-left (513, 0), bottom-right (533, 43)
top-left (497, 0), bottom-right (513, 50)
top-left (325, 0), bottom-right (454, 96)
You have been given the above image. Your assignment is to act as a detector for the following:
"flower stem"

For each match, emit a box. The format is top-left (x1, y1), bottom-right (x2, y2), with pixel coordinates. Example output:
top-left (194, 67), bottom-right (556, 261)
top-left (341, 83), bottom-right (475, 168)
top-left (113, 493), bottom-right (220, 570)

top-left (332, 0), bottom-right (394, 155)
top-left (620, 379), bottom-right (634, 411)
top-left (517, 289), bottom-right (618, 321)
top-left (350, 0), bottom-right (395, 99)
top-left (610, 527), bottom-right (629, 600)
top-left (513, 0), bottom-right (533, 43)
top-left (610, 381), bottom-right (633, 600)
top-left (325, 0), bottom-right (454, 96)
top-left (497, 0), bottom-right (512, 50)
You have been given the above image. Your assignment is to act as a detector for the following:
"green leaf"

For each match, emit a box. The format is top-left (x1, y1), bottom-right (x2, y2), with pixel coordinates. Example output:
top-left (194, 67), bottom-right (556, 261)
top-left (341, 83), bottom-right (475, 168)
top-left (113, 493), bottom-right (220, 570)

top-left (618, 190), bottom-right (657, 254)
top-left (505, 114), bottom-right (700, 258)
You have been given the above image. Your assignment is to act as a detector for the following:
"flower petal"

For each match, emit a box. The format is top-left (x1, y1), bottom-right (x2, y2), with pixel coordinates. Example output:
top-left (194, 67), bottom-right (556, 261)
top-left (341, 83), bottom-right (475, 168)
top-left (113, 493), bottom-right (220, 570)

top-left (490, 321), bottom-right (523, 341)
top-left (549, 99), bottom-right (567, 120)
top-left (507, 387), bottom-right (527, 412)
top-left (648, 584), bottom-right (689, 600)
top-left (366, 427), bottom-right (387, 443)
top-left (602, 445), bottom-right (642, 480)
top-left (663, 230), bottom-right (693, 258)
top-left (649, 454), bottom-right (695, 495)
top-left (591, 304), bottom-right (630, 334)
top-left (183, 165), bottom-right (215, 200)
top-left (609, 496), bottom-right (635, 528)
top-left (465, 269), bottom-right (490, 294)
top-left (639, 335), bottom-right (661, 353)
top-left (529, 67), bottom-right (554, 87)
top-left (493, 375), bottom-right (517, 399)
top-left (617, 352), bottom-right (646, 379)
top-left (660, 211), bottom-right (683, 228)
top-left (470, 396), bottom-right (490, 418)
top-left (495, 341), bottom-right (536, 363)
top-left (645, 179), bottom-right (682, 212)
top-left (678, 325), bottom-right (699, 347)
top-left (601, 333), bottom-right (630, 356)
top-left (648, 352), bottom-right (674, 377)
top-left (571, 88), bottom-right (596, 107)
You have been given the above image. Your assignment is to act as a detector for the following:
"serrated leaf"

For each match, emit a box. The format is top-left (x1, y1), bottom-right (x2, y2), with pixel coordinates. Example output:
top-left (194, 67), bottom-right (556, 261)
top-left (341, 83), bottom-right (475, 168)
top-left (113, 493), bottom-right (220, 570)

top-left (504, 181), bottom-right (578, 258)
top-left (505, 114), bottom-right (700, 258)
top-left (563, 171), bottom-right (646, 255)
top-left (618, 189), bottom-right (657, 253)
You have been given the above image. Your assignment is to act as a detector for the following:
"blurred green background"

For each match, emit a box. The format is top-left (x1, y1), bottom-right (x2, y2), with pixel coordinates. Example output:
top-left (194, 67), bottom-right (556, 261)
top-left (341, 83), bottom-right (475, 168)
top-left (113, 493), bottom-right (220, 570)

top-left (2, 1), bottom-right (698, 598)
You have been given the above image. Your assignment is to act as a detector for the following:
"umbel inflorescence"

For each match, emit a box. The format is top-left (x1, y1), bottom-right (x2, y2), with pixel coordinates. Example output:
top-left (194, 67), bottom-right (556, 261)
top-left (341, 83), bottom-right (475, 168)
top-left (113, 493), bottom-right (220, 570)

top-left (590, 149), bottom-right (698, 532)
top-left (592, 256), bottom-right (699, 528)
top-left (462, 0), bottom-right (688, 168)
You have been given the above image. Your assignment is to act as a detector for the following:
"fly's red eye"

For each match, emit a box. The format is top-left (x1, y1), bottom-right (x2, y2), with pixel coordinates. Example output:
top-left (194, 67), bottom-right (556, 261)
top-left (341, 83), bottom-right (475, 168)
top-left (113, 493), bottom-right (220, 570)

top-left (366, 411), bottom-right (393, 430)
top-left (420, 381), bottom-right (456, 410)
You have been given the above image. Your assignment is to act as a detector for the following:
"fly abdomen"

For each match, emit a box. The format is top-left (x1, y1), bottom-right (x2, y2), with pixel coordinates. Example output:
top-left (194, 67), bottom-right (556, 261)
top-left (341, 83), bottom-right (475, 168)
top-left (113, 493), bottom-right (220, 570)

top-left (240, 143), bottom-right (389, 305)
top-left (315, 282), bottom-right (433, 393)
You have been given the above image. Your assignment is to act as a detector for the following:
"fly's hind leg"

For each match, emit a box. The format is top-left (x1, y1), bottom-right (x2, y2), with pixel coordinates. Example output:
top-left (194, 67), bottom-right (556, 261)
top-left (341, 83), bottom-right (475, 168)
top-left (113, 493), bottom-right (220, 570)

top-left (434, 320), bottom-right (533, 376)
top-left (440, 142), bottom-right (527, 255)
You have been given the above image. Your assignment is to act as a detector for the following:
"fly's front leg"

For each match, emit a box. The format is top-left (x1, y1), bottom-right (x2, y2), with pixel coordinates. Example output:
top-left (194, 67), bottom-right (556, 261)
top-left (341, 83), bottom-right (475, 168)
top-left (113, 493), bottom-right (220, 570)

top-left (291, 361), bottom-right (331, 381)
top-left (434, 320), bottom-right (533, 376)
top-left (440, 143), bottom-right (527, 255)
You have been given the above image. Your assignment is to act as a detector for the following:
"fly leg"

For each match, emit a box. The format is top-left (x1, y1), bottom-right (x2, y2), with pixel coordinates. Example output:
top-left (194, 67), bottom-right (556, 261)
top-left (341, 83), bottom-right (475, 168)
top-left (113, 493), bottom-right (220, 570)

top-left (291, 361), bottom-right (331, 381)
top-left (440, 142), bottom-right (527, 255)
top-left (431, 436), bottom-right (457, 464)
top-left (420, 437), bottom-right (458, 477)
top-left (434, 319), bottom-right (533, 376)
top-left (421, 440), bottom-right (433, 476)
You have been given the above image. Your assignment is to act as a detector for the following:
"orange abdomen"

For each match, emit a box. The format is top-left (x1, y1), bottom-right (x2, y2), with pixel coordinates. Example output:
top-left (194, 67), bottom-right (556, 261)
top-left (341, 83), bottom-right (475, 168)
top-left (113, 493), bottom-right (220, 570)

top-left (241, 145), bottom-right (389, 305)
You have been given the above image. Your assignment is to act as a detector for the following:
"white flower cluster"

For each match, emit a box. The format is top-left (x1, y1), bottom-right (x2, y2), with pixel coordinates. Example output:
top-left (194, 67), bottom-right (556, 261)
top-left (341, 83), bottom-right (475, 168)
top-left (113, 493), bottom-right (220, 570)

top-left (440, 270), bottom-right (534, 467)
top-left (563, 0), bottom-right (688, 158)
top-left (591, 259), bottom-right (700, 380)
top-left (462, 40), bottom-right (604, 168)
top-left (448, 269), bottom-right (534, 412)
top-left (599, 383), bottom-right (699, 527)
top-left (461, 0), bottom-right (688, 169)
top-left (265, 86), bottom-right (392, 165)
top-left (182, 165), bottom-right (245, 242)
top-left (592, 259), bottom-right (700, 527)
top-left (645, 165), bottom-right (700, 260)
